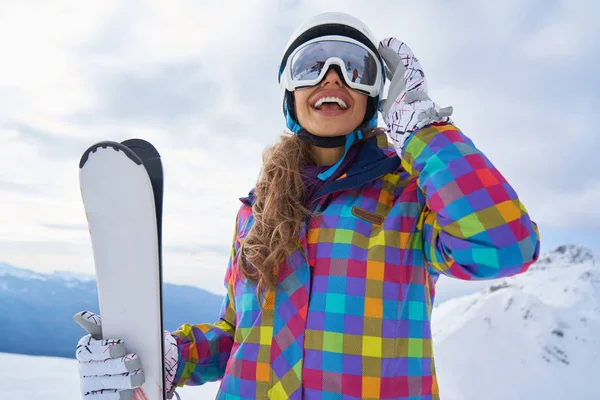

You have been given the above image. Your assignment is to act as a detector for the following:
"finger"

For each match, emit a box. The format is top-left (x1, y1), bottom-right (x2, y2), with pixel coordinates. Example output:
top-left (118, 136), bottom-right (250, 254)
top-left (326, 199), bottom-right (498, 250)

top-left (81, 369), bottom-right (145, 394)
top-left (378, 98), bottom-right (387, 112)
top-left (74, 311), bottom-right (103, 339)
top-left (76, 334), bottom-right (127, 362)
top-left (79, 353), bottom-right (142, 376)
top-left (83, 389), bottom-right (135, 400)
top-left (378, 43), bottom-right (402, 71)
top-left (380, 99), bottom-right (394, 119)
top-left (405, 91), bottom-right (431, 104)
top-left (380, 37), bottom-right (416, 59)
top-left (385, 65), bottom-right (408, 111)
top-left (384, 65), bottom-right (394, 81)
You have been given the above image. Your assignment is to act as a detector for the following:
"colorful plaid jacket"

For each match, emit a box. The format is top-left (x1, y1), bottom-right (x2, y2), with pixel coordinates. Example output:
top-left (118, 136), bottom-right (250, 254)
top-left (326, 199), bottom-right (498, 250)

top-left (172, 123), bottom-right (540, 399)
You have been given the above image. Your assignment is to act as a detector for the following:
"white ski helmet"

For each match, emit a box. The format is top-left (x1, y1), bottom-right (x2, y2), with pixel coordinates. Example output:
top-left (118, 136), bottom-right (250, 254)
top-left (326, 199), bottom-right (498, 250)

top-left (278, 12), bottom-right (385, 137)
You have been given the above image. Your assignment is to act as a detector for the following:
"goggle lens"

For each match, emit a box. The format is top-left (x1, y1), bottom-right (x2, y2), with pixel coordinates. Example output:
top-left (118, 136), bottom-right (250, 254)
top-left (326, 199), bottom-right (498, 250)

top-left (290, 40), bottom-right (379, 87)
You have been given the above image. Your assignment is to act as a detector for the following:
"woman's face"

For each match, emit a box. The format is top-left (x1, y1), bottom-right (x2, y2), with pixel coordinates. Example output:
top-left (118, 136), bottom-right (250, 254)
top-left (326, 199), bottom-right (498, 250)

top-left (293, 68), bottom-right (368, 137)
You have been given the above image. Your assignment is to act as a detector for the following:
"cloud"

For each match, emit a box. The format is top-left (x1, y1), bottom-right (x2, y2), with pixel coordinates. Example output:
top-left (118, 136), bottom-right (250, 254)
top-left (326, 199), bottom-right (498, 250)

top-left (1, 0), bottom-right (599, 293)
top-left (518, 0), bottom-right (600, 60)
top-left (0, 179), bottom-right (45, 195)
top-left (85, 62), bottom-right (221, 123)
top-left (41, 223), bottom-right (88, 231)
top-left (4, 123), bottom-right (91, 161)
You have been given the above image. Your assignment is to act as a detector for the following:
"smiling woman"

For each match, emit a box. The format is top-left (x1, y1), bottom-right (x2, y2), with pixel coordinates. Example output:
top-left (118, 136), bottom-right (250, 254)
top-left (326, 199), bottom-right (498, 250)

top-left (294, 72), bottom-right (368, 140)
top-left (74, 11), bottom-right (541, 400)
top-left (293, 72), bottom-right (369, 167)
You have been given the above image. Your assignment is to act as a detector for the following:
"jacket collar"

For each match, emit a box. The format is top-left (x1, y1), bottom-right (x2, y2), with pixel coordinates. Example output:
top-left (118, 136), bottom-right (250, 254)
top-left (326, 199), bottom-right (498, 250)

top-left (240, 129), bottom-right (400, 207)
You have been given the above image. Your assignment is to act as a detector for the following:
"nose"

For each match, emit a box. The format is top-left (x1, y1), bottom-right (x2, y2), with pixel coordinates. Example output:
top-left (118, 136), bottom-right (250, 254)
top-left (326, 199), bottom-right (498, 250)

top-left (319, 67), bottom-right (344, 88)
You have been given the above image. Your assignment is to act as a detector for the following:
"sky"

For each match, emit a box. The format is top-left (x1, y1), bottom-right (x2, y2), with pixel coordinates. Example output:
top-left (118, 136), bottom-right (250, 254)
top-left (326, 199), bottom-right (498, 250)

top-left (1, 0), bottom-right (598, 296)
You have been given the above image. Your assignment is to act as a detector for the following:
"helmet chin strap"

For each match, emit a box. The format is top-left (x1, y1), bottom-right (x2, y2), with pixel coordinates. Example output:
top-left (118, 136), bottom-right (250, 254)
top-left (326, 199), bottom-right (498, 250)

top-left (297, 129), bottom-right (347, 148)
top-left (314, 129), bottom-right (364, 181)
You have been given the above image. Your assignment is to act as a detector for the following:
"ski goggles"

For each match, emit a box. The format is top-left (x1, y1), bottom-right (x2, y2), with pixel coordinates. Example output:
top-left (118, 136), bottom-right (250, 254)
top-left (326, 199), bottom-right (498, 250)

top-left (279, 36), bottom-right (384, 97)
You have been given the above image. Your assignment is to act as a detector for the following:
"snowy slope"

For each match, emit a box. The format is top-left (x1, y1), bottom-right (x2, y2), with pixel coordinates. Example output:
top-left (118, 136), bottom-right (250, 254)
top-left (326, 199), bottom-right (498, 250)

top-left (0, 352), bottom-right (220, 399)
top-left (1, 246), bottom-right (598, 399)
top-left (432, 245), bottom-right (599, 400)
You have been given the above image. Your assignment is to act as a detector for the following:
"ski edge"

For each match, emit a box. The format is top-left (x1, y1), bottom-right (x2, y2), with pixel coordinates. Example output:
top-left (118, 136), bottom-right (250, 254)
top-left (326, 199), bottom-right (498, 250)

top-left (121, 138), bottom-right (168, 400)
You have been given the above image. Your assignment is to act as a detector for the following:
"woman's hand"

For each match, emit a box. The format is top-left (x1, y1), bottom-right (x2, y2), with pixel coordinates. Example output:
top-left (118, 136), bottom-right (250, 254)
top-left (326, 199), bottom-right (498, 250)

top-left (378, 37), bottom-right (453, 152)
top-left (74, 310), bottom-right (179, 399)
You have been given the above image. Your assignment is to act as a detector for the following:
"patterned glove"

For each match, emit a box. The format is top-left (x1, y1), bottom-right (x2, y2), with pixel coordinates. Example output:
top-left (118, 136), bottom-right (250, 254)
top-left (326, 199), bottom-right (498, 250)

top-left (378, 37), bottom-right (453, 153)
top-left (74, 311), bottom-right (179, 399)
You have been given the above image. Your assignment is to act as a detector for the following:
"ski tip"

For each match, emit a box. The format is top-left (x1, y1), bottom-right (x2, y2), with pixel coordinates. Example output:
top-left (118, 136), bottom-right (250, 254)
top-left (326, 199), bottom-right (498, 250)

top-left (121, 139), bottom-right (161, 162)
top-left (79, 141), bottom-right (143, 169)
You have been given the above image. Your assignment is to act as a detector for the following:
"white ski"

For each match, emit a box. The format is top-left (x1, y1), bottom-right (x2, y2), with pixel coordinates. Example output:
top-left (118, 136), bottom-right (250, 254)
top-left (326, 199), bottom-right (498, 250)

top-left (79, 141), bottom-right (166, 400)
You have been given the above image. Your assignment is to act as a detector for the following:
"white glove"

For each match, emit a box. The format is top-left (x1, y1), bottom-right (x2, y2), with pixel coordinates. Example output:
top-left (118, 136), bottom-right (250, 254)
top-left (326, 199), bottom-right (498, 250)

top-left (378, 37), bottom-right (453, 152)
top-left (74, 311), bottom-right (179, 399)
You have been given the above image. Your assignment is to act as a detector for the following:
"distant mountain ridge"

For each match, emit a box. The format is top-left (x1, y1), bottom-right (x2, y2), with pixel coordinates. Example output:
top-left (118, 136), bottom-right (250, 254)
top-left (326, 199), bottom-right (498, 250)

top-left (0, 262), bottom-right (224, 359)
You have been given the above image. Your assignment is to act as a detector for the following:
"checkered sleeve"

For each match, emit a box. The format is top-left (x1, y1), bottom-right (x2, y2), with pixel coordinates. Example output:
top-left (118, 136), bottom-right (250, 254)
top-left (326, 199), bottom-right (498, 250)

top-left (401, 123), bottom-right (540, 279)
top-left (170, 214), bottom-right (239, 386)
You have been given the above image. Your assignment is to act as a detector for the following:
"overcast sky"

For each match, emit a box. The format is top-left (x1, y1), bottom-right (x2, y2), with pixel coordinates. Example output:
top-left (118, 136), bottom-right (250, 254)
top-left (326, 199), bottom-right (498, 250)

top-left (1, 0), bottom-right (598, 295)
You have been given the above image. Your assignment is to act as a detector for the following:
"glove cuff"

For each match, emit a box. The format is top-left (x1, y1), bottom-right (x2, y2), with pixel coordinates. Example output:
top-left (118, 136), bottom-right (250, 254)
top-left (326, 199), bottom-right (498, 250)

top-left (385, 98), bottom-right (453, 153)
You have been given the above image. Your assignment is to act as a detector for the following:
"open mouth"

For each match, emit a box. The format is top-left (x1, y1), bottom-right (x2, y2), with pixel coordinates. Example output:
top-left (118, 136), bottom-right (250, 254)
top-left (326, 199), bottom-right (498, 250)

top-left (312, 96), bottom-right (348, 110)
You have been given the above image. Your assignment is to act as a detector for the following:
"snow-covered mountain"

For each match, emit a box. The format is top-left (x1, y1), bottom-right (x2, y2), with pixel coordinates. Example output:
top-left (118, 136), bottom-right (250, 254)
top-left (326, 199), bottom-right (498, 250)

top-left (1, 245), bottom-right (598, 399)
top-left (0, 262), bottom-right (224, 358)
top-left (432, 245), bottom-right (599, 400)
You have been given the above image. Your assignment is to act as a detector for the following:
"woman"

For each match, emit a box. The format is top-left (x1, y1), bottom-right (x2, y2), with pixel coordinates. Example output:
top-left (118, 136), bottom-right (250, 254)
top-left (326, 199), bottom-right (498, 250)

top-left (75, 12), bottom-right (540, 400)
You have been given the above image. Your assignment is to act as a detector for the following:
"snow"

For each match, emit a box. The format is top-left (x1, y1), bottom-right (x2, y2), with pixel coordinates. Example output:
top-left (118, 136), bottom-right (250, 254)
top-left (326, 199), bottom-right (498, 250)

top-left (0, 352), bottom-right (221, 399)
top-left (1, 245), bottom-right (598, 399)
top-left (432, 244), bottom-right (599, 400)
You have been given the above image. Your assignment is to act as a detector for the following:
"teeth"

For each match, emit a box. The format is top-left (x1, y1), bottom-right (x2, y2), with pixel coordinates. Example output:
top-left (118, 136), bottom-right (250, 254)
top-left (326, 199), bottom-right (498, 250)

top-left (313, 96), bottom-right (348, 110)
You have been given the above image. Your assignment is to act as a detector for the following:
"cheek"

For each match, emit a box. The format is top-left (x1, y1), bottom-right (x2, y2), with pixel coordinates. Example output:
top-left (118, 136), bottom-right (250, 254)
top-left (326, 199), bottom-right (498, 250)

top-left (352, 98), bottom-right (368, 120)
top-left (294, 102), bottom-right (309, 125)
top-left (293, 92), bottom-right (311, 120)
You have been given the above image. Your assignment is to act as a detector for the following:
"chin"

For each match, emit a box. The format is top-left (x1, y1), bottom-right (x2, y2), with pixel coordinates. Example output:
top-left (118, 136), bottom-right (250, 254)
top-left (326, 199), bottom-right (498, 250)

top-left (310, 122), bottom-right (355, 137)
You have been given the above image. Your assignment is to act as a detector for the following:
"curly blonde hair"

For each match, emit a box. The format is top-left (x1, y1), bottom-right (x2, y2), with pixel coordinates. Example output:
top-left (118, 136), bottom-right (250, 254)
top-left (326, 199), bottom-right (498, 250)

top-left (237, 133), bottom-right (315, 299)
